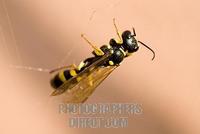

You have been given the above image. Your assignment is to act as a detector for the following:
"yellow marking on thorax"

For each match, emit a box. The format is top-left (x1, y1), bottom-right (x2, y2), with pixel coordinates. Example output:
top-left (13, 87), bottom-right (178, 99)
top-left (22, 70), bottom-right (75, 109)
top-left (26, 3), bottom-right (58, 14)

top-left (109, 60), bottom-right (114, 65)
top-left (78, 61), bottom-right (85, 71)
top-left (119, 48), bottom-right (126, 56)
top-left (58, 71), bottom-right (66, 82)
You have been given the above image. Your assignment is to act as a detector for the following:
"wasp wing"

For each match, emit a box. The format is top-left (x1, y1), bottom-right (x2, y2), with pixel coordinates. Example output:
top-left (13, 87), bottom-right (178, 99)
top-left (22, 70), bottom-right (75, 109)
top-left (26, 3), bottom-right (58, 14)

top-left (63, 65), bottom-right (117, 103)
top-left (50, 51), bottom-right (112, 96)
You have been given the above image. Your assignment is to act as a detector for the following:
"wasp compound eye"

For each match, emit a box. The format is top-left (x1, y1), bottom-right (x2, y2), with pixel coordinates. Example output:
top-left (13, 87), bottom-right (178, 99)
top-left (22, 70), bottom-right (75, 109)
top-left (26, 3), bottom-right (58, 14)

top-left (122, 30), bottom-right (132, 40)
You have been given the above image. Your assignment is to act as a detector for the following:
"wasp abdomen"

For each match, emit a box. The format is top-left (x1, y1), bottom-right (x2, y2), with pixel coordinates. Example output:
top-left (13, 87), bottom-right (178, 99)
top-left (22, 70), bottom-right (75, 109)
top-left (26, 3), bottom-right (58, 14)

top-left (50, 69), bottom-right (78, 89)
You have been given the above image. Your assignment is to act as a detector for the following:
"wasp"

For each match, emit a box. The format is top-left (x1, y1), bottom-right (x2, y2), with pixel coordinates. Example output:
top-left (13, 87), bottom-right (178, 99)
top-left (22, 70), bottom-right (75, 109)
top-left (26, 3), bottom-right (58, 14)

top-left (50, 19), bottom-right (155, 103)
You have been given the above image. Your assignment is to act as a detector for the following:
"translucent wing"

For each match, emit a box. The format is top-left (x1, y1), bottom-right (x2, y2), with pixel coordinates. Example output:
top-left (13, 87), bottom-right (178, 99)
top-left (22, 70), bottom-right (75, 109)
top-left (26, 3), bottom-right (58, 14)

top-left (63, 65), bottom-right (117, 103)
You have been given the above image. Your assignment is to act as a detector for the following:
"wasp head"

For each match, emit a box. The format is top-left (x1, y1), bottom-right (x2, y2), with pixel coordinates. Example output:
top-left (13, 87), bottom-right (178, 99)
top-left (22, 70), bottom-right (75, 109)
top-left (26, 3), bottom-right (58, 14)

top-left (122, 30), bottom-right (139, 53)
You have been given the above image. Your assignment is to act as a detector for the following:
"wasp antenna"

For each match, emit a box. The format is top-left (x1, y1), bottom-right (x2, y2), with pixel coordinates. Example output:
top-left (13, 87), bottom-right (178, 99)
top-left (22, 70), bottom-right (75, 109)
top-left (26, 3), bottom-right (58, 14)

top-left (138, 41), bottom-right (155, 60)
top-left (132, 27), bottom-right (136, 36)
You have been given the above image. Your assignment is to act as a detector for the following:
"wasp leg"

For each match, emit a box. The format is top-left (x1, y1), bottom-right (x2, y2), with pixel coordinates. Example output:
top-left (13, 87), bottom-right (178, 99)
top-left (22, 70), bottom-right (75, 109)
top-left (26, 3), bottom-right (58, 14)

top-left (81, 34), bottom-right (104, 56)
top-left (49, 64), bottom-right (77, 74)
top-left (113, 18), bottom-right (122, 44)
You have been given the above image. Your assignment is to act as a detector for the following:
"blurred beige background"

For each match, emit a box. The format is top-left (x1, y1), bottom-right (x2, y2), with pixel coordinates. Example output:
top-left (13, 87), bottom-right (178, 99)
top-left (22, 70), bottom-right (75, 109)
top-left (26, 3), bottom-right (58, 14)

top-left (0, 0), bottom-right (200, 134)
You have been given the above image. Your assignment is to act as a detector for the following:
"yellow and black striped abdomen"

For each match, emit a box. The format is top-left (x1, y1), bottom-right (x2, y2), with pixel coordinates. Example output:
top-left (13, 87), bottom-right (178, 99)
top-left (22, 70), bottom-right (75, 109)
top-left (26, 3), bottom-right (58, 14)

top-left (50, 69), bottom-right (77, 89)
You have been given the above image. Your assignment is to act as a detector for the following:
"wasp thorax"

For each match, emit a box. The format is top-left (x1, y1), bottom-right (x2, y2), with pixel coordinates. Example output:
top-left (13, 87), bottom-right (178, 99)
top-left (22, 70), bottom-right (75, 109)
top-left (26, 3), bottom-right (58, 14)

top-left (110, 48), bottom-right (124, 64)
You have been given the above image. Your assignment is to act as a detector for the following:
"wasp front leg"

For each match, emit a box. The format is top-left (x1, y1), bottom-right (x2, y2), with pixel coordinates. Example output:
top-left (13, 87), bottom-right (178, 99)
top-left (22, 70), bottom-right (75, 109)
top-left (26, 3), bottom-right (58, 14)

top-left (113, 18), bottom-right (123, 44)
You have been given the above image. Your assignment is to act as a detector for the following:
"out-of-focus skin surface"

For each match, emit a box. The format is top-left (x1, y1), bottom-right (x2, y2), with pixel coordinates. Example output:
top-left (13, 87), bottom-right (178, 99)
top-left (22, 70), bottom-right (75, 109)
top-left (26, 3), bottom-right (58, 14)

top-left (0, 0), bottom-right (200, 134)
